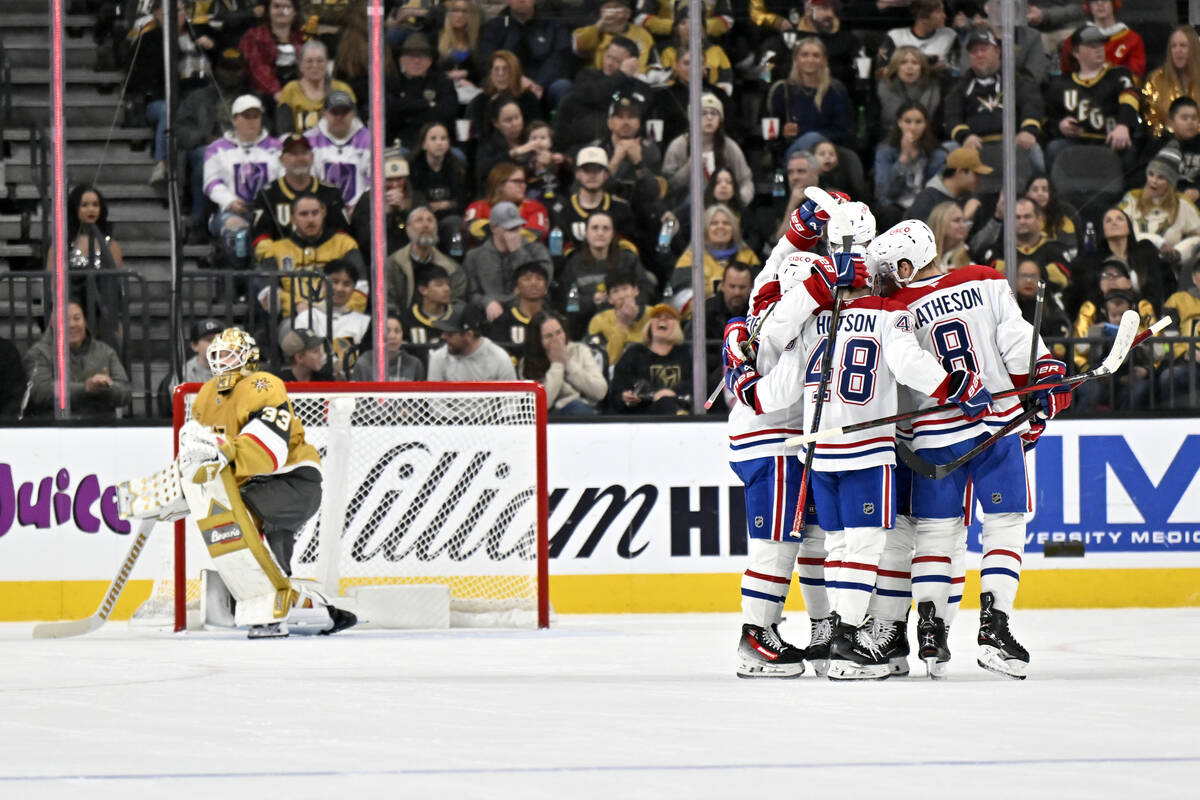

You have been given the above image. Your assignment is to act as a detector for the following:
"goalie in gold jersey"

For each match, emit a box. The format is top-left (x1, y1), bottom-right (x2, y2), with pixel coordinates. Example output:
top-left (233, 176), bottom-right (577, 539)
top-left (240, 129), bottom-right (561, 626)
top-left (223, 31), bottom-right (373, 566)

top-left (176, 327), bottom-right (355, 638)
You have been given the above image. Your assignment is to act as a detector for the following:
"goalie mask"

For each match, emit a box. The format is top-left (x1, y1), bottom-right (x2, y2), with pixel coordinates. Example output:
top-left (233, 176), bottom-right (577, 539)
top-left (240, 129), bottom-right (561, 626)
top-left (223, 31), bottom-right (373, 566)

top-left (865, 220), bottom-right (938, 288)
top-left (826, 201), bottom-right (876, 256)
top-left (207, 327), bottom-right (260, 390)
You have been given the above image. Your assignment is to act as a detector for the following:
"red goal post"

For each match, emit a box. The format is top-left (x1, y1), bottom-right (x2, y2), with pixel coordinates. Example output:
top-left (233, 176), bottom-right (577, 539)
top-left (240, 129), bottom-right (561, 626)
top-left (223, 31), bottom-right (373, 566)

top-left (138, 381), bottom-right (549, 631)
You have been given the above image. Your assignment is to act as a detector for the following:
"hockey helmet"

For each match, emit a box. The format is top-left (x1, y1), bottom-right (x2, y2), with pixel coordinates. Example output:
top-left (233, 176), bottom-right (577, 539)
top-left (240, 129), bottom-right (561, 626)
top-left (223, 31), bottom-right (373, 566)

top-left (826, 201), bottom-right (876, 255)
top-left (775, 251), bottom-right (815, 294)
top-left (865, 220), bottom-right (938, 287)
top-left (207, 327), bottom-right (260, 389)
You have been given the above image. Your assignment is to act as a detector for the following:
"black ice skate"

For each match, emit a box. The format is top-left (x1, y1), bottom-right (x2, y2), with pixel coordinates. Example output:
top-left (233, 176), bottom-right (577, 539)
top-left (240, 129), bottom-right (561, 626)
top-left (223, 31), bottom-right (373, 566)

top-left (247, 621), bottom-right (289, 639)
top-left (737, 623), bottom-right (806, 678)
top-left (827, 615), bottom-right (890, 681)
top-left (320, 606), bottom-right (358, 636)
top-left (804, 616), bottom-right (834, 677)
top-left (869, 617), bottom-right (910, 677)
top-left (916, 602), bottom-right (950, 679)
top-left (977, 592), bottom-right (1029, 680)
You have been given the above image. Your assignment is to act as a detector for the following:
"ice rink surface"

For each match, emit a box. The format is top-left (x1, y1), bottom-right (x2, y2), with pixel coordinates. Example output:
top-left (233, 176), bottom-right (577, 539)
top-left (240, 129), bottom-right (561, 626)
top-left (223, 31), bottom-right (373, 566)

top-left (1, 609), bottom-right (1199, 800)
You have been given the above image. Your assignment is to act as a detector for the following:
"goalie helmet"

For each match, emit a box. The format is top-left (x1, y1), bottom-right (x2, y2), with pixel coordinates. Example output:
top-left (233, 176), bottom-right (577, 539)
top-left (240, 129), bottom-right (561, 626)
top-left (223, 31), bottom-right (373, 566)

top-left (865, 220), bottom-right (938, 287)
top-left (207, 327), bottom-right (260, 390)
top-left (826, 201), bottom-right (876, 255)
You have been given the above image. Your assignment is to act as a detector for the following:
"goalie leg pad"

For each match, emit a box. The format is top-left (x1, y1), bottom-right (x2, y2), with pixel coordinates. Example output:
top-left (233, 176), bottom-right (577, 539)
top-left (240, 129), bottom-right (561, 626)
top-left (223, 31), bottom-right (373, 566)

top-left (181, 465), bottom-right (296, 627)
top-left (741, 538), bottom-right (800, 627)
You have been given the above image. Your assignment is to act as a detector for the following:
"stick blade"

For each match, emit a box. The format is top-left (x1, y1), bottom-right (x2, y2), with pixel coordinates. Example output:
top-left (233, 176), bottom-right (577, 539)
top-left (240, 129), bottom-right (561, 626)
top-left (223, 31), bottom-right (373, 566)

top-left (32, 616), bottom-right (104, 640)
top-left (1098, 309), bottom-right (1142, 374)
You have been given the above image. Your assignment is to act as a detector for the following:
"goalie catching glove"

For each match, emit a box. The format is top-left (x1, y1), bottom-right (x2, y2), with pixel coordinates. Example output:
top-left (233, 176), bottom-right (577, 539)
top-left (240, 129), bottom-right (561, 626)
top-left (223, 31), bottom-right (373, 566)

top-left (1031, 357), bottom-right (1072, 419)
top-left (932, 369), bottom-right (993, 421)
top-left (178, 420), bottom-right (231, 482)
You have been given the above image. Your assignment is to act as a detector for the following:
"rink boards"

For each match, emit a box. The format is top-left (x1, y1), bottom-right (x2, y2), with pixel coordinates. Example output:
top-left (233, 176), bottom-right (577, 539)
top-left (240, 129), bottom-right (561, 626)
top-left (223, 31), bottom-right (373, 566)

top-left (1, 419), bottom-right (1198, 620)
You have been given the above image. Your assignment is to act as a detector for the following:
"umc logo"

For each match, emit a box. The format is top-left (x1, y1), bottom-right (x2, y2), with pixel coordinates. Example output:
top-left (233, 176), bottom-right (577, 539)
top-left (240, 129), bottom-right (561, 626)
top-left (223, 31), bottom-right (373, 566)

top-left (1022, 435), bottom-right (1200, 552)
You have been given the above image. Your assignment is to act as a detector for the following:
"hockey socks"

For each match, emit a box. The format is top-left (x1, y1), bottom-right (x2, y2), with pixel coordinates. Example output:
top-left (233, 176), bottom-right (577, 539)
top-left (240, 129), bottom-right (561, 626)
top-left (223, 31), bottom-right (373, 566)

top-left (796, 526), bottom-right (831, 620)
top-left (979, 512), bottom-right (1025, 614)
top-left (741, 539), bottom-right (800, 628)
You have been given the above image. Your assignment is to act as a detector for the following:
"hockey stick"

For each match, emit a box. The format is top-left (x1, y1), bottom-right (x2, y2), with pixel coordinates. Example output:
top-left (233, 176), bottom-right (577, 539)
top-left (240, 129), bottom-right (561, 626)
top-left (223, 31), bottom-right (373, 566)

top-left (786, 311), bottom-right (1164, 448)
top-left (32, 517), bottom-right (155, 639)
top-left (789, 186), bottom-right (853, 533)
top-left (703, 301), bottom-right (779, 410)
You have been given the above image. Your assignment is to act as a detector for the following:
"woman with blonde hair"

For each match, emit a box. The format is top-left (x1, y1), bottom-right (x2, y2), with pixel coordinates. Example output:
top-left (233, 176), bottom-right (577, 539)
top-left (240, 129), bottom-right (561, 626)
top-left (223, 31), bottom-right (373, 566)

top-left (465, 50), bottom-right (542, 140)
top-left (1142, 26), bottom-right (1200, 140)
top-left (927, 201), bottom-right (970, 271)
top-left (876, 45), bottom-right (942, 137)
top-left (671, 203), bottom-right (760, 299)
top-left (765, 36), bottom-right (851, 154)
top-left (1119, 146), bottom-right (1200, 276)
top-left (437, 0), bottom-right (482, 92)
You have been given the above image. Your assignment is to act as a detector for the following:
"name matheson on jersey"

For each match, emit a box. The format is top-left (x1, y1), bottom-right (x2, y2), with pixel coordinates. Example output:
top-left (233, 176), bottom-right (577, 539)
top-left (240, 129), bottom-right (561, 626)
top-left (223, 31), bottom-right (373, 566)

top-left (909, 286), bottom-right (985, 328)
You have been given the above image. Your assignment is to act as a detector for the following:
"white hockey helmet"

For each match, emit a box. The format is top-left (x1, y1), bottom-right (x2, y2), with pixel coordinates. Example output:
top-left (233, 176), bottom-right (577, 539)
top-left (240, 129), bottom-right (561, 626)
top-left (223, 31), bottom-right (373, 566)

top-left (865, 220), bottom-right (938, 287)
top-left (826, 201), bottom-right (876, 254)
top-left (207, 327), bottom-right (260, 389)
top-left (775, 251), bottom-right (813, 294)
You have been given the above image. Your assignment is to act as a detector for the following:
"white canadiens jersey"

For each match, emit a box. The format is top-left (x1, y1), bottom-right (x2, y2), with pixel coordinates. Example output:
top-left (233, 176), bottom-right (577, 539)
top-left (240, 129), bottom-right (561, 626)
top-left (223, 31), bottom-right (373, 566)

top-left (727, 246), bottom-right (823, 462)
top-left (754, 295), bottom-right (949, 471)
top-left (891, 265), bottom-right (1048, 451)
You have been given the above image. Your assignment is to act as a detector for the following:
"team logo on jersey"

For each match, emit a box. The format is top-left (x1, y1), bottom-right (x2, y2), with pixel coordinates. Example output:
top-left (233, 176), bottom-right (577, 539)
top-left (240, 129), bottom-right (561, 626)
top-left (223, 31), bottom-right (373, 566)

top-left (784, 338), bottom-right (796, 351)
top-left (254, 378), bottom-right (270, 392)
top-left (863, 502), bottom-right (875, 515)
top-left (992, 492), bottom-right (1003, 504)
top-left (754, 515), bottom-right (764, 528)
top-left (894, 315), bottom-right (912, 333)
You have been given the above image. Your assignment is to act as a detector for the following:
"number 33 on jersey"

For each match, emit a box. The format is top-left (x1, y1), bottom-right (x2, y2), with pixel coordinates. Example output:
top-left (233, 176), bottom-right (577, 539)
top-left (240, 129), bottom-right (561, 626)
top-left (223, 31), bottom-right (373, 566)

top-left (191, 372), bottom-right (321, 482)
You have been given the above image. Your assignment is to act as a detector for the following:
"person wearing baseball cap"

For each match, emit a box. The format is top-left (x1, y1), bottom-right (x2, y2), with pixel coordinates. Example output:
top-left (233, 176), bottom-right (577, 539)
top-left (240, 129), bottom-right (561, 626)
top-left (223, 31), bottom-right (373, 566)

top-left (548, 146), bottom-right (638, 256)
top-left (488, 259), bottom-right (551, 344)
top-left (276, 40), bottom-right (358, 134)
top-left (277, 329), bottom-right (334, 383)
top-left (610, 300), bottom-right (691, 415)
top-left (158, 318), bottom-right (224, 412)
top-left (250, 131), bottom-right (347, 246)
top-left (392, 32), bottom-right (457, 150)
top-left (464, 201), bottom-right (555, 323)
top-left (307, 87), bottom-right (370, 208)
top-left (427, 303), bottom-right (517, 382)
top-left (907, 146), bottom-right (992, 223)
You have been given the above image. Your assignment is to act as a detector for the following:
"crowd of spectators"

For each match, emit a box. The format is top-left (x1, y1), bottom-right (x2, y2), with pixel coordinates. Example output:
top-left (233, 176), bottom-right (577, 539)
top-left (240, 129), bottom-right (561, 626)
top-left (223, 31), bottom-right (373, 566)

top-left (13, 0), bottom-right (1200, 417)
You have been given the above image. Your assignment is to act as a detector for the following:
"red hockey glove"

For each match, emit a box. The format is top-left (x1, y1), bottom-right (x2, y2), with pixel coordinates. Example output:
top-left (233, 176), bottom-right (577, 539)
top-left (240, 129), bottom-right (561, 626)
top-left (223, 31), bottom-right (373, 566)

top-left (1020, 416), bottom-right (1045, 451)
top-left (1031, 357), bottom-right (1071, 419)
top-left (725, 361), bottom-right (763, 413)
top-left (750, 279), bottom-right (781, 317)
top-left (722, 317), bottom-right (752, 370)
top-left (933, 369), bottom-right (993, 421)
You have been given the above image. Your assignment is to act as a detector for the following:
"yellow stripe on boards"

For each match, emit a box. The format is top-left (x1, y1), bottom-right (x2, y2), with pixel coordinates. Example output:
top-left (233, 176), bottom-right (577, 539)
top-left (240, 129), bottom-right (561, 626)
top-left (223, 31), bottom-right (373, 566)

top-left (4, 569), bottom-right (1200, 621)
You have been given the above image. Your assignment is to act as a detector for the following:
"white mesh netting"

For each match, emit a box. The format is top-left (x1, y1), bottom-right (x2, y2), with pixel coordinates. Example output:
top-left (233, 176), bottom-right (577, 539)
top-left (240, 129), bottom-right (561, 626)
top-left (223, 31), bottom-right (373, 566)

top-left (133, 385), bottom-right (547, 629)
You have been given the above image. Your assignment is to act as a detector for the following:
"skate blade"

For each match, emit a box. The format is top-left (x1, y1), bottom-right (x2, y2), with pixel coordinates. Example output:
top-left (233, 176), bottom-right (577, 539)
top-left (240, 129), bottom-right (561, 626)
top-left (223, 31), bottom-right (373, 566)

top-left (977, 647), bottom-right (1028, 680)
top-left (806, 658), bottom-right (830, 677)
top-left (889, 657), bottom-right (910, 677)
top-left (827, 660), bottom-right (890, 681)
top-left (736, 660), bottom-right (805, 679)
top-left (923, 656), bottom-right (949, 679)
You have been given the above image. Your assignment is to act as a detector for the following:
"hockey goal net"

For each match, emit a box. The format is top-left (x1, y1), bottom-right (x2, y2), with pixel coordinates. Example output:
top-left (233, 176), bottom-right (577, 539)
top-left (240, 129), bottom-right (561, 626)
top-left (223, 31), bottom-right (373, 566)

top-left (134, 381), bottom-right (549, 630)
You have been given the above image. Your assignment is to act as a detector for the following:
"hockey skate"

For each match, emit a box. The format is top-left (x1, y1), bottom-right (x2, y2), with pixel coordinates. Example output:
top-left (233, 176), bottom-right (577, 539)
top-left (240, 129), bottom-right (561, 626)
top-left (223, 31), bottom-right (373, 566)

top-left (827, 615), bottom-right (890, 681)
top-left (737, 623), bottom-right (806, 678)
top-left (869, 617), bottom-right (910, 677)
top-left (977, 592), bottom-right (1029, 680)
top-left (916, 602), bottom-right (950, 679)
top-left (247, 621), bottom-right (289, 639)
top-left (804, 616), bottom-right (834, 677)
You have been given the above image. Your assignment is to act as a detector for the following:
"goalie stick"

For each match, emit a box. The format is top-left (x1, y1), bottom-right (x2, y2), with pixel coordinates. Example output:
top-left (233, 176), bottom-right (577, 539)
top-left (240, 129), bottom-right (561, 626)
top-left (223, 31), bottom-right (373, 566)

top-left (785, 311), bottom-right (1165, 449)
top-left (790, 186), bottom-right (854, 533)
top-left (32, 517), bottom-right (155, 639)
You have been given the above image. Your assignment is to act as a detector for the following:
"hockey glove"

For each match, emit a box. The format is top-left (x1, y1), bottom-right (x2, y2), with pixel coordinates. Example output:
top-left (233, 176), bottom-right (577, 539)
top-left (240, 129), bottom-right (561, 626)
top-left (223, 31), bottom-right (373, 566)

top-left (750, 279), bottom-right (781, 317)
top-left (725, 361), bottom-right (763, 413)
top-left (933, 369), bottom-right (993, 421)
top-left (785, 196), bottom-right (839, 250)
top-left (177, 421), bottom-right (230, 482)
top-left (722, 317), bottom-right (752, 370)
top-left (1020, 416), bottom-right (1045, 451)
top-left (1031, 357), bottom-right (1072, 419)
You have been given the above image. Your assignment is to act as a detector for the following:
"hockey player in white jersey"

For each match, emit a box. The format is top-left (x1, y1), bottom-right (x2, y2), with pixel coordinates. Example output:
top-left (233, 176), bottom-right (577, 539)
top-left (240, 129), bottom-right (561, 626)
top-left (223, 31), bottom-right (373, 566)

top-left (866, 221), bottom-right (1073, 679)
top-left (724, 198), bottom-right (837, 678)
top-left (727, 235), bottom-right (992, 680)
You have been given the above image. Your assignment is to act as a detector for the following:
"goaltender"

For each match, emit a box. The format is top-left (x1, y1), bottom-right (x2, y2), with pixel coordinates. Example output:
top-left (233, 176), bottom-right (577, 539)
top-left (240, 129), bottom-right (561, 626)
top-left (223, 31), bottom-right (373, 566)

top-left (156, 327), bottom-right (355, 638)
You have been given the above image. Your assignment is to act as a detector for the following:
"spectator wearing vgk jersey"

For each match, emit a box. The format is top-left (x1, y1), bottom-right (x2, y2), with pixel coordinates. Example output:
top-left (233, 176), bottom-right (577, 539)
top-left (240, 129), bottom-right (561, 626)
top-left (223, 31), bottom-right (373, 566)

top-left (1045, 25), bottom-right (1139, 174)
top-left (251, 133), bottom-right (346, 248)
